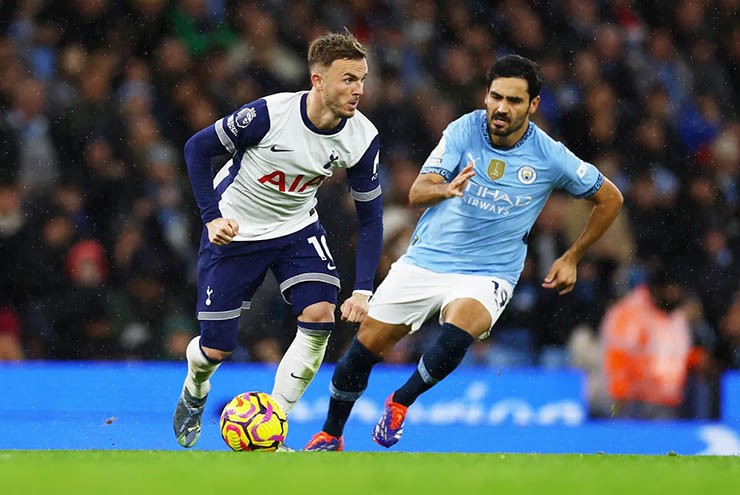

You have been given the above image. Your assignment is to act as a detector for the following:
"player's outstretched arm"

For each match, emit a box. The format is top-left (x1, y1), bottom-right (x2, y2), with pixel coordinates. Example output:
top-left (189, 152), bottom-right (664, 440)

top-left (542, 177), bottom-right (623, 295)
top-left (408, 163), bottom-right (475, 207)
top-left (206, 218), bottom-right (239, 246)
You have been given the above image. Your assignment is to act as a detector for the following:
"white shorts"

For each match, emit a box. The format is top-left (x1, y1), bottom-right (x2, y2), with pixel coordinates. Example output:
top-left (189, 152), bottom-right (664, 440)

top-left (368, 260), bottom-right (514, 339)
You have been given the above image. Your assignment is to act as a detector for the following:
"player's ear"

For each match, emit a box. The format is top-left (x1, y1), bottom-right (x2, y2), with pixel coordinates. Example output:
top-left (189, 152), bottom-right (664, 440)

top-left (529, 95), bottom-right (540, 114)
top-left (311, 72), bottom-right (323, 90)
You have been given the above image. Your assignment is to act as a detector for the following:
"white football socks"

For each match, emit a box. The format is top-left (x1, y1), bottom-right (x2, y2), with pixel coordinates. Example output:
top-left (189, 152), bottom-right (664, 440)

top-left (271, 329), bottom-right (330, 414)
top-left (183, 336), bottom-right (221, 399)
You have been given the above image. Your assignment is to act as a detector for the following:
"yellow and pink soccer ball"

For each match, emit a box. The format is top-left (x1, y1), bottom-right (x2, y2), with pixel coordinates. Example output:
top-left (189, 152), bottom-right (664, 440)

top-left (219, 391), bottom-right (288, 452)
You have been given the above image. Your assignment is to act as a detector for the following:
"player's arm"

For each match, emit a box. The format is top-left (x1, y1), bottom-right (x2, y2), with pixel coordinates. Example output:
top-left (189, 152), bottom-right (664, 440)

top-left (184, 100), bottom-right (270, 245)
top-left (342, 135), bottom-right (383, 323)
top-left (542, 177), bottom-right (623, 294)
top-left (184, 126), bottom-right (239, 245)
top-left (409, 119), bottom-right (472, 207)
top-left (408, 163), bottom-right (476, 207)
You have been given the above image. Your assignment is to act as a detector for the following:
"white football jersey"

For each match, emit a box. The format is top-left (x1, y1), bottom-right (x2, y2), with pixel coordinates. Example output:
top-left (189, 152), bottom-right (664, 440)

top-left (212, 91), bottom-right (380, 241)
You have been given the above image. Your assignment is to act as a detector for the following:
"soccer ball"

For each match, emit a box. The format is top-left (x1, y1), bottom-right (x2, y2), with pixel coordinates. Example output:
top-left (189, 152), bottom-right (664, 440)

top-left (219, 391), bottom-right (288, 452)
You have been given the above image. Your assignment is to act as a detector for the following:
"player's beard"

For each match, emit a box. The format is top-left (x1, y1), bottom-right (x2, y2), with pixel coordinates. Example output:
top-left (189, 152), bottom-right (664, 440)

top-left (325, 91), bottom-right (357, 119)
top-left (488, 112), bottom-right (527, 138)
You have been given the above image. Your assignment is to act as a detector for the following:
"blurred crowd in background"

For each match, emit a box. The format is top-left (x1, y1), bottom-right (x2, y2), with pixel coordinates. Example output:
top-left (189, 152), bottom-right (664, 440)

top-left (0, 0), bottom-right (738, 419)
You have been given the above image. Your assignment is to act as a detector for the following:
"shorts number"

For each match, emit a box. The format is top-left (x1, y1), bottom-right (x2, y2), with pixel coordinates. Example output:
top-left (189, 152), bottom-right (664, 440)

top-left (307, 235), bottom-right (336, 270)
top-left (491, 280), bottom-right (509, 308)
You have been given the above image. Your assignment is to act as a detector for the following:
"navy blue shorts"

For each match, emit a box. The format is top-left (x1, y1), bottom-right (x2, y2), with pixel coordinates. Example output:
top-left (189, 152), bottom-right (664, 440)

top-left (196, 221), bottom-right (340, 324)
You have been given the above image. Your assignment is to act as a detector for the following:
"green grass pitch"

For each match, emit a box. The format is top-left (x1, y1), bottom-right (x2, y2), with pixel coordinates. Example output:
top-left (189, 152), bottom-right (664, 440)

top-left (1, 451), bottom-right (738, 495)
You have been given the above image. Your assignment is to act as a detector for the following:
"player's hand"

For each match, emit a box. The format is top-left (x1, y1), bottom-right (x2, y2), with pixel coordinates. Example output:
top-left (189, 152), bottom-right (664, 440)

top-left (340, 292), bottom-right (371, 323)
top-left (446, 163), bottom-right (476, 198)
top-left (542, 255), bottom-right (578, 295)
top-left (206, 218), bottom-right (239, 245)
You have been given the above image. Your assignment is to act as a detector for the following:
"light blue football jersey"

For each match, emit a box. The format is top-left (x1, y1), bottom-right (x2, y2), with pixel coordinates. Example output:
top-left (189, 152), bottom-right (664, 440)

top-left (401, 110), bottom-right (604, 286)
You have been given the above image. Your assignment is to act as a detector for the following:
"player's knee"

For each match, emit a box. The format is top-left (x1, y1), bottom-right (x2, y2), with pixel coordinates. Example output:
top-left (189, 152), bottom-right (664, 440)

top-left (298, 301), bottom-right (336, 323)
top-left (442, 299), bottom-right (492, 338)
top-left (357, 318), bottom-right (409, 358)
top-left (288, 281), bottom-right (338, 318)
top-left (201, 345), bottom-right (231, 362)
top-left (200, 319), bottom-right (240, 357)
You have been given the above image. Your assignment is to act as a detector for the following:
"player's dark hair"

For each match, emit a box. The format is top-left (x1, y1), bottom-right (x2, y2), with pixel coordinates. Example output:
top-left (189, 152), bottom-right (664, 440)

top-left (308, 29), bottom-right (366, 71)
top-left (487, 54), bottom-right (543, 101)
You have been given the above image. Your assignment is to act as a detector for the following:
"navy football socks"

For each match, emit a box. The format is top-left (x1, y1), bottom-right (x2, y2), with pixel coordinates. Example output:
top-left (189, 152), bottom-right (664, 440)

top-left (393, 323), bottom-right (474, 407)
top-left (322, 337), bottom-right (381, 437)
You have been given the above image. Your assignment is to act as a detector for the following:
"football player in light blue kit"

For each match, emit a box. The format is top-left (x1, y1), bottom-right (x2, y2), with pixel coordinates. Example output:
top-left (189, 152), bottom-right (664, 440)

top-left (305, 54), bottom-right (623, 451)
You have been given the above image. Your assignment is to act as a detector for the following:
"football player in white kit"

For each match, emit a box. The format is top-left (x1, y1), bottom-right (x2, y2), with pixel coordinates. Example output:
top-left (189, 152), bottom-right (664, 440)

top-left (173, 31), bottom-right (382, 449)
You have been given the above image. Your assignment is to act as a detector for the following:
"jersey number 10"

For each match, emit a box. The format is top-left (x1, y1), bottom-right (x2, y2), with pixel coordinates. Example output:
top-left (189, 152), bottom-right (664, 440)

top-left (307, 235), bottom-right (336, 270)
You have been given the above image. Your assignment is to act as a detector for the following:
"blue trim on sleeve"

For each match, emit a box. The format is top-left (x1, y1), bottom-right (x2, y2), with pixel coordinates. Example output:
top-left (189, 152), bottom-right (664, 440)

top-left (574, 173), bottom-right (604, 199)
top-left (420, 166), bottom-right (454, 181)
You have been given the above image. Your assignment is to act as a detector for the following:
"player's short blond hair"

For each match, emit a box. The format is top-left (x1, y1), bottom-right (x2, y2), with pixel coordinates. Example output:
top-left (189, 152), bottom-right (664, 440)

top-left (307, 30), bottom-right (366, 71)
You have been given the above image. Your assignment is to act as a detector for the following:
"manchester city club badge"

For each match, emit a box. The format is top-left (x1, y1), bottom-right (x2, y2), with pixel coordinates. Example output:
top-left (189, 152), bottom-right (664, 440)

top-left (517, 165), bottom-right (537, 184)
